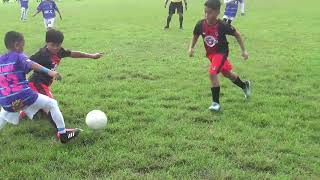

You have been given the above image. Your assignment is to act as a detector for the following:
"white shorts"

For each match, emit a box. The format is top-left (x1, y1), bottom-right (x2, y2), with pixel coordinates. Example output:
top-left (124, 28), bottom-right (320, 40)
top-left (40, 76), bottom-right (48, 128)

top-left (44, 18), bottom-right (55, 28)
top-left (0, 94), bottom-right (57, 126)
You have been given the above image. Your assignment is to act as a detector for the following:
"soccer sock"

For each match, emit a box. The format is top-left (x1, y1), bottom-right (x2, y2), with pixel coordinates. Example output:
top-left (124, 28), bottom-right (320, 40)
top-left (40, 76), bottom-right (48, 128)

top-left (47, 100), bottom-right (65, 133)
top-left (24, 9), bottom-right (27, 19)
top-left (46, 112), bottom-right (58, 131)
top-left (23, 9), bottom-right (26, 20)
top-left (179, 15), bottom-right (183, 28)
top-left (20, 9), bottom-right (23, 20)
top-left (211, 87), bottom-right (220, 104)
top-left (233, 77), bottom-right (246, 89)
top-left (166, 15), bottom-right (172, 27)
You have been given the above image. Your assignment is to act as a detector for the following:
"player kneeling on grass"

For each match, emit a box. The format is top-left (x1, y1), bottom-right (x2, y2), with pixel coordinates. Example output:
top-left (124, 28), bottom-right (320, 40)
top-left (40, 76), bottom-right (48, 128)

top-left (19, 29), bottom-right (103, 133)
top-left (0, 31), bottom-right (80, 144)
top-left (188, 0), bottom-right (251, 111)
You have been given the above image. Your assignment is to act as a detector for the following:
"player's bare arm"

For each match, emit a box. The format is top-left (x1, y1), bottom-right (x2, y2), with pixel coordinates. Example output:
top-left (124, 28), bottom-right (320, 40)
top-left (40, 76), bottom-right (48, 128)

top-left (234, 30), bottom-right (248, 60)
top-left (188, 35), bottom-right (199, 57)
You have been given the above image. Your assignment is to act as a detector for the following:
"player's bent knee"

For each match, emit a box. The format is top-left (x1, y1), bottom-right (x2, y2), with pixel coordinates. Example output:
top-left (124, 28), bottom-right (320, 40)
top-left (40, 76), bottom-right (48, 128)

top-left (47, 99), bottom-right (59, 109)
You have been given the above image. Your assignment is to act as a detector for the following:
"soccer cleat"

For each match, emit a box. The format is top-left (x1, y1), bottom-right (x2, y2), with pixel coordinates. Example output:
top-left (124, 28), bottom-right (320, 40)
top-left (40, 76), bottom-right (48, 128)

top-left (164, 25), bottom-right (169, 29)
top-left (179, 26), bottom-right (183, 30)
top-left (208, 102), bottom-right (221, 111)
top-left (243, 80), bottom-right (251, 98)
top-left (57, 128), bottom-right (81, 144)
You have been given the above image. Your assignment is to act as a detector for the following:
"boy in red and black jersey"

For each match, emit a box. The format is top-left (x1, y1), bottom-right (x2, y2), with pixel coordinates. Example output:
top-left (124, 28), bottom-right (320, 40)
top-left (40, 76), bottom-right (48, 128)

top-left (188, 0), bottom-right (250, 111)
top-left (21, 29), bottom-right (103, 129)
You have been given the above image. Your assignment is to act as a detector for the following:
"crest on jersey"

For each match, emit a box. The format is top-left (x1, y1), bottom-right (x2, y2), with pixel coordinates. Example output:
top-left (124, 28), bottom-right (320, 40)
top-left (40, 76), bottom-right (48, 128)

top-left (204, 36), bottom-right (218, 47)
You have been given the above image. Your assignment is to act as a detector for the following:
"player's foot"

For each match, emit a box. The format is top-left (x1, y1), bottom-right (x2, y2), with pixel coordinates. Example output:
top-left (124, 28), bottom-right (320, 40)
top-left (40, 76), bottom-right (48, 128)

top-left (179, 26), bottom-right (183, 30)
top-left (164, 25), bottom-right (169, 29)
top-left (241, 13), bottom-right (245, 16)
top-left (209, 102), bottom-right (220, 111)
top-left (57, 128), bottom-right (81, 144)
top-left (243, 80), bottom-right (251, 98)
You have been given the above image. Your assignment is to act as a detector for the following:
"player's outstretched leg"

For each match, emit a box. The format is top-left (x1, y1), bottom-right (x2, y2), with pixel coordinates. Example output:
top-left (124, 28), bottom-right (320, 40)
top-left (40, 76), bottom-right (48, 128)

top-left (45, 98), bottom-right (80, 143)
top-left (222, 71), bottom-right (251, 98)
top-left (24, 94), bottom-right (81, 143)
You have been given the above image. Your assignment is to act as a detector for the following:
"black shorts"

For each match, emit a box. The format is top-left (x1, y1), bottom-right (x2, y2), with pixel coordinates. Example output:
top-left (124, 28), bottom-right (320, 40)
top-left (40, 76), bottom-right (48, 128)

top-left (169, 2), bottom-right (183, 15)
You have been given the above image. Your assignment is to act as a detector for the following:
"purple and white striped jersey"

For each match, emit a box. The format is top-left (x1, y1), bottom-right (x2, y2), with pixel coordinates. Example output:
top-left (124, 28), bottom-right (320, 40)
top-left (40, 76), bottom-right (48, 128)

top-left (0, 52), bottom-right (38, 112)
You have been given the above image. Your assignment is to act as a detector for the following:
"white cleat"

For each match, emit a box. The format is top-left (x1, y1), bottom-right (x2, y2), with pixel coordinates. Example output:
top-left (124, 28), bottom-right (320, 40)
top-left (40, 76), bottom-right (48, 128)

top-left (208, 102), bottom-right (221, 112)
top-left (243, 80), bottom-right (251, 98)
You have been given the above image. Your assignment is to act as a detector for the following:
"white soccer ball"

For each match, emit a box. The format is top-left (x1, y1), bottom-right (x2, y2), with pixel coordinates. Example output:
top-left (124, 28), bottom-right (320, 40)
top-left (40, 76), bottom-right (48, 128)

top-left (85, 110), bottom-right (108, 129)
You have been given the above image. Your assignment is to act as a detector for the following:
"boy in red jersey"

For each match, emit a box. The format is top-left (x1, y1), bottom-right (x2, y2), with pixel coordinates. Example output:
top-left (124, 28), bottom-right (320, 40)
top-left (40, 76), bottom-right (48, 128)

top-left (188, 0), bottom-right (250, 111)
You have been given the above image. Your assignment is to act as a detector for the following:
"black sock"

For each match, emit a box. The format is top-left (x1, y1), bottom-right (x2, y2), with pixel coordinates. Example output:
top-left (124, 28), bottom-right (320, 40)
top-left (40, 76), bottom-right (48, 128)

top-left (211, 87), bottom-right (220, 104)
top-left (233, 77), bottom-right (246, 89)
top-left (179, 15), bottom-right (183, 28)
top-left (166, 15), bottom-right (172, 27)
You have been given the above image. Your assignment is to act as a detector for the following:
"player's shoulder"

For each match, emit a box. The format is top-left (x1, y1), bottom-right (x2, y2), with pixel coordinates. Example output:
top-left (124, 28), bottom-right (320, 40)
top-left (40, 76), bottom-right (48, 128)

top-left (31, 47), bottom-right (47, 58)
top-left (195, 19), bottom-right (205, 27)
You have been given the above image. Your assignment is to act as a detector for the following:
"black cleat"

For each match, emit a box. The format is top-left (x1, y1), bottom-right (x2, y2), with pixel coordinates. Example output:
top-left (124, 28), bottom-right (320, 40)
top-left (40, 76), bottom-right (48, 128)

top-left (164, 26), bottom-right (169, 29)
top-left (58, 128), bottom-right (81, 144)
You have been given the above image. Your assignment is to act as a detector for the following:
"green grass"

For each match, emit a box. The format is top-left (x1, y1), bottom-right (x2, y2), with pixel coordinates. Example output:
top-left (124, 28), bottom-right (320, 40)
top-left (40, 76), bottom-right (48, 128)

top-left (0, 0), bottom-right (319, 179)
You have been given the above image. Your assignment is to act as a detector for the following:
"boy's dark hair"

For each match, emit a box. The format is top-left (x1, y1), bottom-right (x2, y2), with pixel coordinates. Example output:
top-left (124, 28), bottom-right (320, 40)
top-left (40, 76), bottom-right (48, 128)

top-left (204, 0), bottom-right (221, 10)
top-left (4, 31), bottom-right (24, 49)
top-left (46, 29), bottom-right (64, 44)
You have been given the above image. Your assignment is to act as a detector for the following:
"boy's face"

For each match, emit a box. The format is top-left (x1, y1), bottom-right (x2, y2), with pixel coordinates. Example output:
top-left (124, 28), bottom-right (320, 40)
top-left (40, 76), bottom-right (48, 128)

top-left (13, 40), bottom-right (25, 53)
top-left (46, 42), bottom-right (62, 55)
top-left (205, 6), bottom-right (220, 23)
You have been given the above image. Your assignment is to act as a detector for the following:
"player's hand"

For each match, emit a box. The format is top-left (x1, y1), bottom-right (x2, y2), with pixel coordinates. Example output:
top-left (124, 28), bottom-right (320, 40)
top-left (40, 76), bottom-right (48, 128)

top-left (48, 71), bottom-right (62, 81)
top-left (91, 53), bottom-right (103, 59)
top-left (188, 48), bottom-right (195, 57)
top-left (242, 51), bottom-right (249, 60)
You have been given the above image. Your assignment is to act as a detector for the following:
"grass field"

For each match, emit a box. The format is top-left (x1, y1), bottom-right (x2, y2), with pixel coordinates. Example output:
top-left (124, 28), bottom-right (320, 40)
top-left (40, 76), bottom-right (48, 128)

top-left (0, 0), bottom-right (319, 179)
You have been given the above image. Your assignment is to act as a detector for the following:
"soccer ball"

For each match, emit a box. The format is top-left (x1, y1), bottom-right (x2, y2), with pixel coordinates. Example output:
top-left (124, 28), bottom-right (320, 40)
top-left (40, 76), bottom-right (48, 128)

top-left (85, 110), bottom-right (108, 129)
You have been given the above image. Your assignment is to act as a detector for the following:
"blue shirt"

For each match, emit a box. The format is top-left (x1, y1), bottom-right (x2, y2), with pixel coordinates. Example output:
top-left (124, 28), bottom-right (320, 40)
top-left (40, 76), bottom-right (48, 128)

top-left (224, 0), bottom-right (242, 18)
top-left (20, 0), bottom-right (29, 8)
top-left (37, 0), bottom-right (59, 19)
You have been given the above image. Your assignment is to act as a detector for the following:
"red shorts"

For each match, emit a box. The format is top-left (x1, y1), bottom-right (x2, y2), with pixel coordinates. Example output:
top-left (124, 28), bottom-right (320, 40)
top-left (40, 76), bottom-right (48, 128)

top-left (29, 82), bottom-right (54, 98)
top-left (208, 54), bottom-right (233, 75)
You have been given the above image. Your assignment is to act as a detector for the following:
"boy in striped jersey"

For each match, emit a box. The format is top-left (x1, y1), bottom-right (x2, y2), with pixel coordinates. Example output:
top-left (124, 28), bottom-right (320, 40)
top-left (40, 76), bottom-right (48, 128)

top-left (0, 31), bottom-right (80, 143)
top-left (223, 0), bottom-right (245, 24)
top-left (188, 0), bottom-right (250, 111)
